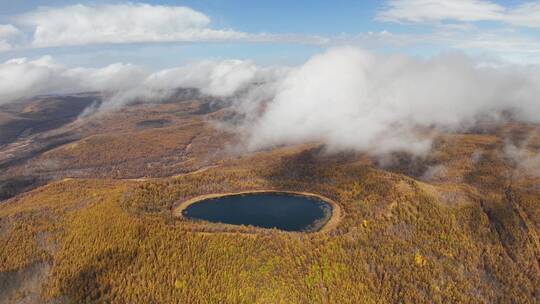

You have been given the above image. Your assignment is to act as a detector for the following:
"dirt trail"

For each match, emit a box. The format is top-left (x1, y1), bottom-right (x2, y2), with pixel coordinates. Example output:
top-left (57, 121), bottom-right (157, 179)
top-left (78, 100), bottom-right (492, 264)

top-left (172, 165), bottom-right (220, 178)
top-left (125, 164), bottom-right (220, 182)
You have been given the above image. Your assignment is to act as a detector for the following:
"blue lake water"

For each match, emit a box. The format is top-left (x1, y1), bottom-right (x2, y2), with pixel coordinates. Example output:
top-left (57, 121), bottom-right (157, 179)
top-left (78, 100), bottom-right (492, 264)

top-left (182, 193), bottom-right (332, 232)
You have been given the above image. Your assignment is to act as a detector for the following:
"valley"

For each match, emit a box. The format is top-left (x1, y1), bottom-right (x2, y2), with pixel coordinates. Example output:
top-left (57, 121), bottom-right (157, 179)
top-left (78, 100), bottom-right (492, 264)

top-left (0, 94), bottom-right (539, 303)
top-left (2, 1), bottom-right (540, 303)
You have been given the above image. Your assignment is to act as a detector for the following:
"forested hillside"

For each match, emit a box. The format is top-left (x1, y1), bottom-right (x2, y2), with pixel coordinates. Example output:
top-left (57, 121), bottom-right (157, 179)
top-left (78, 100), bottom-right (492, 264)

top-left (1, 132), bottom-right (539, 303)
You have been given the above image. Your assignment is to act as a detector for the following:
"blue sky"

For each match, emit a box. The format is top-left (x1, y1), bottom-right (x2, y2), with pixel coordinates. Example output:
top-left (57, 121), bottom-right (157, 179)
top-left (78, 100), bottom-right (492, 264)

top-left (0, 0), bottom-right (539, 67)
top-left (0, 1), bottom-right (381, 33)
top-left (1, 0), bottom-right (540, 146)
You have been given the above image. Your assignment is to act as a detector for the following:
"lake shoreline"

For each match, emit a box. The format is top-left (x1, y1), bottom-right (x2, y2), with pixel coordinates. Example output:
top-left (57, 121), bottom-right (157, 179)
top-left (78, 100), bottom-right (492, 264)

top-left (172, 190), bottom-right (343, 233)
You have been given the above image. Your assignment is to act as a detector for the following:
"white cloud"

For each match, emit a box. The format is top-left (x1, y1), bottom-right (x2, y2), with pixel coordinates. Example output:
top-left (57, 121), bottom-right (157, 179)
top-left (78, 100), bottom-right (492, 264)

top-left (0, 24), bottom-right (23, 51)
top-left (0, 56), bottom-right (147, 104)
top-left (0, 56), bottom-right (71, 102)
top-left (146, 60), bottom-right (260, 96)
top-left (65, 63), bottom-right (148, 92)
top-left (2, 48), bottom-right (540, 157)
top-left (378, 0), bottom-right (540, 28)
top-left (244, 33), bottom-right (331, 45)
top-left (0, 56), bottom-right (282, 112)
top-left (103, 60), bottom-right (283, 111)
top-left (0, 1), bottom-right (536, 66)
top-left (451, 32), bottom-right (540, 61)
top-left (18, 3), bottom-right (246, 47)
top-left (419, 27), bottom-right (540, 64)
top-left (242, 47), bottom-right (540, 155)
top-left (378, 0), bottom-right (504, 23)
top-left (504, 143), bottom-right (540, 178)
top-left (506, 2), bottom-right (540, 28)
top-left (0, 41), bottom-right (11, 52)
top-left (10, 3), bottom-right (335, 49)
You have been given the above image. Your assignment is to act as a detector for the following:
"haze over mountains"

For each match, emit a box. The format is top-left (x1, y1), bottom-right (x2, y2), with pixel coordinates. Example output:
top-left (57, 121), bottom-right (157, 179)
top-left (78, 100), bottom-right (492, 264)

top-left (2, 46), bottom-right (540, 157)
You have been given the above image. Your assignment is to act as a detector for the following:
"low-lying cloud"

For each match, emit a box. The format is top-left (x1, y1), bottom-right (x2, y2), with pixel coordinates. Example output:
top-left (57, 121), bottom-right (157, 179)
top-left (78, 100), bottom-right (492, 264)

top-left (0, 56), bottom-right (146, 103)
top-left (504, 142), bottom-right (540, 178)
top-left (1, 47), bottom-right (540, 156)
top-left (0, 56), bottom-right (281, 111)
top-left (242, 47), bottom-right (540, 155)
